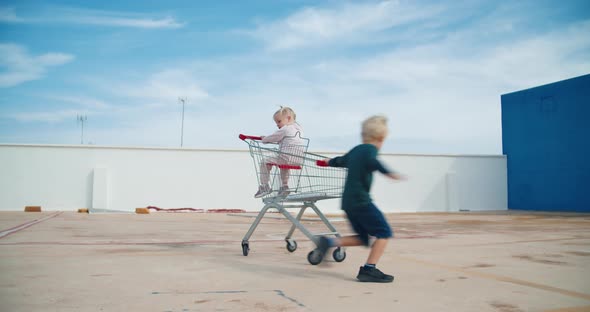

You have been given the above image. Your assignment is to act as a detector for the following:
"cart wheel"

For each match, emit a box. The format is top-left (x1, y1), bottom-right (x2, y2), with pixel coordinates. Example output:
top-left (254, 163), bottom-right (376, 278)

top-left (241, 242), bottom-right (249, 256)
top-left (286, 240), bottom-right (297, 252)
top-left (333, 247), bottom-right (346, 262)
top-left (307, 250), bottom-right (322, 265)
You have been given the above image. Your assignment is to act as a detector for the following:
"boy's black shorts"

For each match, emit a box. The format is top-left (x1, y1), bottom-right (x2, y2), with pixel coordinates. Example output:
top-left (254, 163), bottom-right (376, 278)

top-left (344, 202), bottom-right (393, 246)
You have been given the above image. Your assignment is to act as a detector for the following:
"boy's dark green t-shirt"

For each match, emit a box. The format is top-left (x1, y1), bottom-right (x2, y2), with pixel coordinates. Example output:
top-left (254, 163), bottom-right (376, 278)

top-left (328, 144), bottom-right (391, 211)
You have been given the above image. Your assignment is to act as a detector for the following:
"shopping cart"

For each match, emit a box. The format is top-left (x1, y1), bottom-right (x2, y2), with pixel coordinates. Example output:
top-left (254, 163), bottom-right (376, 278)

top-left (239, 133), bottom-right (347, 265)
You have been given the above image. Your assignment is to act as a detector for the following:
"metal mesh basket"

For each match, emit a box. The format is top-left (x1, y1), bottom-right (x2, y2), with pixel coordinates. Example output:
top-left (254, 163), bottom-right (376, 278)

top-left (240, 133), bottom-right (346, 202)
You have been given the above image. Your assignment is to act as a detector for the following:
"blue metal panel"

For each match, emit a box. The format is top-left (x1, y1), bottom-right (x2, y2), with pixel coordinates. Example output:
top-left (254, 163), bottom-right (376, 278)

top-left (501, 74), bottom-right (590, 212)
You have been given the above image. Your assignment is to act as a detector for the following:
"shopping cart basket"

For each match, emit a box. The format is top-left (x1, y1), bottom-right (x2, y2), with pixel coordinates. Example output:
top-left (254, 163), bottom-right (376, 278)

top-left (239, 133), bottom-right (347, 265)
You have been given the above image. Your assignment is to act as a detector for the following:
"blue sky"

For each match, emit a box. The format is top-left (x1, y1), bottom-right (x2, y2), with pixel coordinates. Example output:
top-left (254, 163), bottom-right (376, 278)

top-left (1, 0), bottom-right (589, 154)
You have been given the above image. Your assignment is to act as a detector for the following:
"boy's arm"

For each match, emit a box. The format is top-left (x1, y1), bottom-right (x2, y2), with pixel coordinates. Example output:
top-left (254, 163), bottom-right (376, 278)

top-left (369, 155), bottom-right (405, 180)
top-left (369, 157), bottom-right (391, 174)
top-left (325, 154), bottom-right (348, 168)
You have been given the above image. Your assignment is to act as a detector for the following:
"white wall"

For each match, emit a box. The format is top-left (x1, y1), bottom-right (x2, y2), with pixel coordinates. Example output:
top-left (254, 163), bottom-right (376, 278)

top-left (0, 144), bottom-right (507, 213)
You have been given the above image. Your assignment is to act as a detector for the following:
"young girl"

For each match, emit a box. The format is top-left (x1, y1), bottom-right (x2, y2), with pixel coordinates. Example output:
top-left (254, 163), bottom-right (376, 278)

top-left (254, 107), bottom-right (305, 198)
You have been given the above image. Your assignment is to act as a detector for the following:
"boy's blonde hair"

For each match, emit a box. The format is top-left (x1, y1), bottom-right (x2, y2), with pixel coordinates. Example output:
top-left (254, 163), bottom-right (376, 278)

top-left (362, 115), bottom-right (388, 142)
top-left (275, 106), bottom-right (297, 121)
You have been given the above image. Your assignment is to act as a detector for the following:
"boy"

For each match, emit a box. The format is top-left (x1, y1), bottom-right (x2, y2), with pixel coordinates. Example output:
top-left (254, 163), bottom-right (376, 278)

top-left (318, 115), bottom-right (404, 283)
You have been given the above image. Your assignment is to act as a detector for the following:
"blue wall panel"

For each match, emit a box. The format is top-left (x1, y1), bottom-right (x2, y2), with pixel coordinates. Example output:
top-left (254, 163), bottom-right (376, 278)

top-left (501, 74), bottom-right (590, 212)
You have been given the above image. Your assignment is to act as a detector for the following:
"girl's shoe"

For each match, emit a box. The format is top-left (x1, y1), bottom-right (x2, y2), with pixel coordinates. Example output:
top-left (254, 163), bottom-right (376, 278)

top-left (278, 186), bottom-right (291, 197)
top-left (254, 184), bottom-right (271, 198)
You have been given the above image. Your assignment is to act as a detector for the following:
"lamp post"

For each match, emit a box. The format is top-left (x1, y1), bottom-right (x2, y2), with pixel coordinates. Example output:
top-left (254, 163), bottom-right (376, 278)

top-left (179, 97), bottom-right (186, 147)
top-left (77, 114), bottom-right (87, 144)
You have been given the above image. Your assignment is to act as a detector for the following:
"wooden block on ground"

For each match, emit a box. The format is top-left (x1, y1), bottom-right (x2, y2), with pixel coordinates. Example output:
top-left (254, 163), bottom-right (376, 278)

top-left (25, 206), bottom-right (42, 212)
top-left (78, 208), bottom-right (89, 213)
top-left (135, 207), bottom-right (150, 214)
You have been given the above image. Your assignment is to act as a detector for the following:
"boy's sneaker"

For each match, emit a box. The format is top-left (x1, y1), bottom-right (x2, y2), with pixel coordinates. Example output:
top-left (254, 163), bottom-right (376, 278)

top-left (254, 184), bottom-right (271, 198)
top-left (356, 266), bottom-right (394, 283)
top-left (278, 186), bottom-right (291, 197)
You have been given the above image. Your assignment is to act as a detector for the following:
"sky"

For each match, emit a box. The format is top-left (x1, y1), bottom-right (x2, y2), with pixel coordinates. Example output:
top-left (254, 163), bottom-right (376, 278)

top-left (1, 0), bottom-right (589, 154)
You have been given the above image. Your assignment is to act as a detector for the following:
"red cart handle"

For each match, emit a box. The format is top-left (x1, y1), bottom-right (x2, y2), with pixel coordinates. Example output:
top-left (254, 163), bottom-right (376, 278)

top-left (239, 134), bottom-right (262, 141)
top-left (316, 160), bottom-right (329, 167)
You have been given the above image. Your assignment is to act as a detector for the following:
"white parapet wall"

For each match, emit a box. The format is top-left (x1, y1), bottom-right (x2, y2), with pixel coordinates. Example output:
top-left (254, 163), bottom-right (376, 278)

top-left (0, 144), bottom-right (507, 213)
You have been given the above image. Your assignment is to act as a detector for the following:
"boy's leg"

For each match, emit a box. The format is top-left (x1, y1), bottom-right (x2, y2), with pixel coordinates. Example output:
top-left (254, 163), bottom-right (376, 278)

top-left (334, 235), bottom-right (363, 247)
top-left (331, 235), bottom-right (388, 266)
top-left (316, 235), bottom-right (363, 263)
top-left (357, 237), bottom-right (393, 283)
top-left (366, 238), bottom-right (388, 264)
top-left (362, 203), bottom-right (392, 264)
top-left (354, 203), bottom-right (394, 282)
top-left (315, 219), bottom-right (366, 263)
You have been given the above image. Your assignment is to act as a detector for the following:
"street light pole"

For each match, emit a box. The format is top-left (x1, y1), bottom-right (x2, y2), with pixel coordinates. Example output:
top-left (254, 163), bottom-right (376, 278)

top-left (179, 97), bottom-right (186, 147)
top-left (77, 115), bottom-right (87, 144)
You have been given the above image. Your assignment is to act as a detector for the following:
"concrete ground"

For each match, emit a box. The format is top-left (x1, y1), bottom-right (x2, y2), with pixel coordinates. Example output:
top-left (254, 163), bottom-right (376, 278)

top-left (0, 209), bottom-right (589, 312)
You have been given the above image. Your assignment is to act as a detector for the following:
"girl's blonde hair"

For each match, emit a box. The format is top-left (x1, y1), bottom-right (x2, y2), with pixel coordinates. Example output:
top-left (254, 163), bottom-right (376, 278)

top-left (275, 106), bottom-right (297, 121)
top-left (361, 115), bottom-right (388, 142)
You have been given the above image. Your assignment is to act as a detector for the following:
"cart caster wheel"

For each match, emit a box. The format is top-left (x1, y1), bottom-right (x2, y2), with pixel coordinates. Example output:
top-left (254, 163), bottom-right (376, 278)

top-left (286, 240), bottom-right (297, 252)
top-left (307, 249), bottom-right (322, 265)
top-left (241, 242), bottom-right (249, 256)
top-left (333, 247), bottom-right (346, 262)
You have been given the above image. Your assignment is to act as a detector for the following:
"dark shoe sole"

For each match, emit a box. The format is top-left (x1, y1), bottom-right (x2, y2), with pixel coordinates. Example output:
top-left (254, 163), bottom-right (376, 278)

top-left (357, 276), bottom-right (394, 283)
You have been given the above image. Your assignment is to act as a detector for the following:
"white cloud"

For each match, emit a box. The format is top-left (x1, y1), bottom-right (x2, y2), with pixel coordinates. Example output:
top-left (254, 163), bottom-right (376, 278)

top-left (223, 4), bottom-right (590, 153)
top-left (306, 20), bottom-right (588, 151)
top-left (0, 44), bottom-right (74, 87)
top-left (46, 95), bottom-right (112, 110)
top-left (250, 0), bottom-right (442, 50)
top-left (60, 13), bottom-right (183, 29)
top-left (114, 69), bottom-right (209, 104)
top-left (0, 6), bottom-right (183, 29)
top-left (9, 109), bottom-right (81, 123)
top-left (351, 19), bottom-right (590, 93)
top-left (481, 21), bottom-right (590, 89)
top-left (5, 94), bottom-right (108, 123)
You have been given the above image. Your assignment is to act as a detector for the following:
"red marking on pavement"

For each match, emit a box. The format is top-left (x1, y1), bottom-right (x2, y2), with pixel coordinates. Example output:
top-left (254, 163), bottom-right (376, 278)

top-left (147, 206), bottom-right (246, 213)
top-left (0, 212), bottom-right (62, 239)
